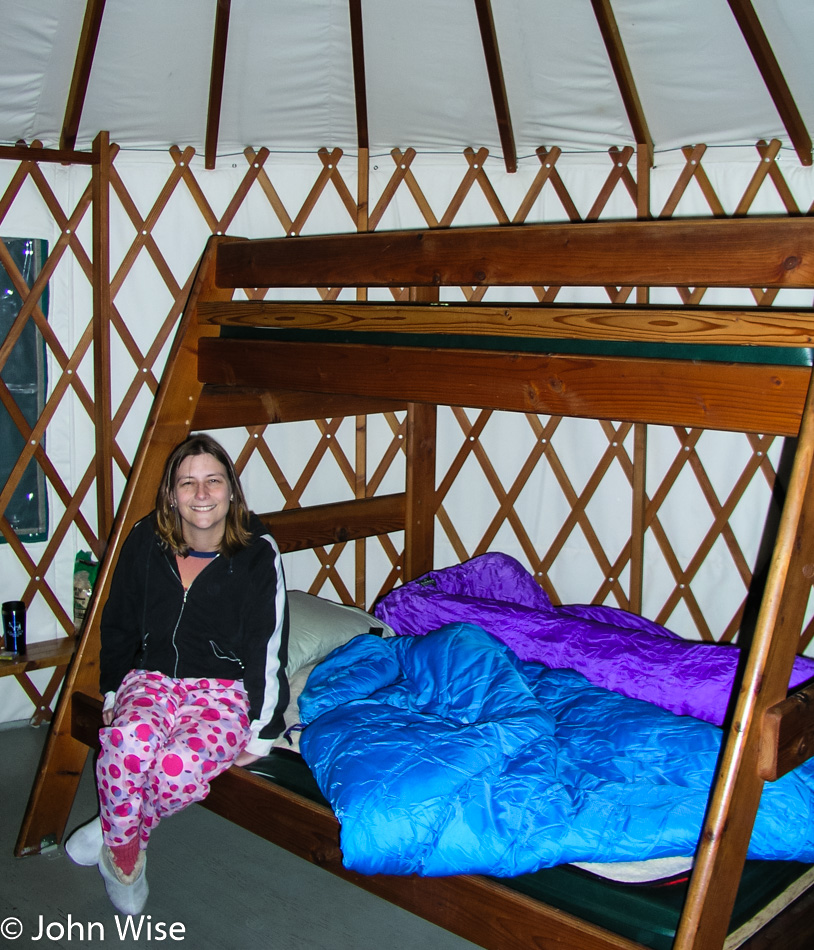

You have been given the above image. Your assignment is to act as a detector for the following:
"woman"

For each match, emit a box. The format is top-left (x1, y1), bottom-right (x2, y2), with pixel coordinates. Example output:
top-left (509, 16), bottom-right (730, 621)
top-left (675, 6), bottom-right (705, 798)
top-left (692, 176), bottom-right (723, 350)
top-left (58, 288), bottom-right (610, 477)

top-left (65, 433), bottom-right (289, 915)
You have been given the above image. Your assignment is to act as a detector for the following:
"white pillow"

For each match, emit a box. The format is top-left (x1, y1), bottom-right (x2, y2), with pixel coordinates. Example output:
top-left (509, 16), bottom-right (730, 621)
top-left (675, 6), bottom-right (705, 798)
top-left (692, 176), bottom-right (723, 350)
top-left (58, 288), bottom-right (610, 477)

top-left (286, 590), bottom-right (395, 677)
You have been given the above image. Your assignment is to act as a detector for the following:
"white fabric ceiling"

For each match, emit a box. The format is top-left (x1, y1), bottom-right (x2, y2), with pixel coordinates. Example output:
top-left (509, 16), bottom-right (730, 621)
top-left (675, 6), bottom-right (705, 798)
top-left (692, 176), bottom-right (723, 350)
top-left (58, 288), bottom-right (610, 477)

top-left (1, 0), bottom-right (813, 161)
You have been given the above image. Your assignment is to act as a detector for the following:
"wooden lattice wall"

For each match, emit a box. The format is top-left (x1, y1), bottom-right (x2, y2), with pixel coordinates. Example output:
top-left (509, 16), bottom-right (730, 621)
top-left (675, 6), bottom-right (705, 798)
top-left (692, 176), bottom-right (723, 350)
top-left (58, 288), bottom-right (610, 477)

top-left (1, 136), bottom-right (813, 722)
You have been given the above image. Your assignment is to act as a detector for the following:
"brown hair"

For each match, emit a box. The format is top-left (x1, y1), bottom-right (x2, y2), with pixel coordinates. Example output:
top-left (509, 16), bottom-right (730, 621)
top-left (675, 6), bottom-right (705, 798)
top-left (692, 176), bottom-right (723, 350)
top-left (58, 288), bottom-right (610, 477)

top-left (154, 433), bottom-right (252, 557)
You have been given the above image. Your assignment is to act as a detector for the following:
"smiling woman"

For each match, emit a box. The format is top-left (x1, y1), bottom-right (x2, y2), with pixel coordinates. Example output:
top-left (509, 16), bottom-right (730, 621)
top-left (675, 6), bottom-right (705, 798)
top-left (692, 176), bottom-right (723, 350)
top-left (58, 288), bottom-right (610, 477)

top-left (154, 433), bottom-right (251, 558)
top-left (63, 432), bottom-right (289, 917)
top-left (172, 454), bottom-right (231, 551)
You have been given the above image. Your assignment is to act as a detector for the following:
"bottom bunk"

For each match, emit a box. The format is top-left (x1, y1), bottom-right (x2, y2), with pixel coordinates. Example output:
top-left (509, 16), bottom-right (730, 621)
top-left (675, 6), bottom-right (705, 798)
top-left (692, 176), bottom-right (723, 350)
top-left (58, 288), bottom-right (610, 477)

top-left (249, 750), bottom-right (814, 950)
top-left (69, 689), bottom-right (814, 950)
top-left (67, 569), bottom-right (814, 950)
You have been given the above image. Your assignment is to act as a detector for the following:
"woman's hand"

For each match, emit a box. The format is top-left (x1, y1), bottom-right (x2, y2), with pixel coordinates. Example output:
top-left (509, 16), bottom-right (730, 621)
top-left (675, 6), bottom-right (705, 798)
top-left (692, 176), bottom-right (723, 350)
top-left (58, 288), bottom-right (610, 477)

top-left (234, 749), bottom-right (261, 767)
top-left (102, 691), bottom-right (116, 726)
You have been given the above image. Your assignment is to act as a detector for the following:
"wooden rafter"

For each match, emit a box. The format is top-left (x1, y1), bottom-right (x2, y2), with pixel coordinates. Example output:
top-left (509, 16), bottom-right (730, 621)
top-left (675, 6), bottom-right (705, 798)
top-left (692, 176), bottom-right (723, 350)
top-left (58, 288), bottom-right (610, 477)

top-left (61, 0), bottom-right (107, 151)
top-left (589, 0), bottom-right (653, 167)
top-left (727, 0), bottom-right (812, 167)
top-left (348, 0), bottom-right (369, 152)
top-left (473, 0), bottom-right (516, 174)
top-left (205, 0), bottom-right (232, 170)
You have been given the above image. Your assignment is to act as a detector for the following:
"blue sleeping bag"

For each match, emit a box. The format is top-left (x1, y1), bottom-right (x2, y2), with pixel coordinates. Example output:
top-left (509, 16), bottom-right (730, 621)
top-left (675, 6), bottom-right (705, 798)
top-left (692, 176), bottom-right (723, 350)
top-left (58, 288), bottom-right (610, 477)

top-left (299, 623), bottom-right (814, 877)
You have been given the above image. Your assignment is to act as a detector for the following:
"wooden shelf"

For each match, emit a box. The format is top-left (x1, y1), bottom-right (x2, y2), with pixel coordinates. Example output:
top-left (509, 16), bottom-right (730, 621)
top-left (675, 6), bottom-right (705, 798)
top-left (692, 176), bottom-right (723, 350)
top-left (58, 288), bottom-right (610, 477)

top-left (0, 636), bottom-right (77, 678)
top-left (0, 635), bottom-right (78, 725)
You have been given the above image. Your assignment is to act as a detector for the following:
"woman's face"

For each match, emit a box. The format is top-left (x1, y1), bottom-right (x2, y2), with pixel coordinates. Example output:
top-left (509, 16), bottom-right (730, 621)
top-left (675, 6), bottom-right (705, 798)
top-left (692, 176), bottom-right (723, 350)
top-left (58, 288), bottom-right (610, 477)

top-left (171, 452), bottom-right (231, 550)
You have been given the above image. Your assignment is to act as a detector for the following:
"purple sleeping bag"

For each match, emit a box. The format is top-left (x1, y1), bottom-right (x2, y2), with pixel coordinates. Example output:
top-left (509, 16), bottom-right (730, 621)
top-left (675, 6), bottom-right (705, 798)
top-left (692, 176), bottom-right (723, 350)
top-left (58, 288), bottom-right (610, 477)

top-left (374, 552), bottom-right (814, 725)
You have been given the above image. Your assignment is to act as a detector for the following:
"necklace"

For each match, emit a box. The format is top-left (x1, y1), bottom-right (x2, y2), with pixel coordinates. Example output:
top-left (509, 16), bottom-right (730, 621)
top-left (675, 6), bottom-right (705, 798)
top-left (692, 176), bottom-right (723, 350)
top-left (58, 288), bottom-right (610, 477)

top-left (188, 549), bottom-right (219, 559)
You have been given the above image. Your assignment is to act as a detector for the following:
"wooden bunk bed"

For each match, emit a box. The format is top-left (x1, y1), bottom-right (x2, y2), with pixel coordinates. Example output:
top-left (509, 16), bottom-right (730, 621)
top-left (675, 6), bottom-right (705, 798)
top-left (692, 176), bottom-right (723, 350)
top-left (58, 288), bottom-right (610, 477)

top-left (16, 216), bottom-right (814, 950)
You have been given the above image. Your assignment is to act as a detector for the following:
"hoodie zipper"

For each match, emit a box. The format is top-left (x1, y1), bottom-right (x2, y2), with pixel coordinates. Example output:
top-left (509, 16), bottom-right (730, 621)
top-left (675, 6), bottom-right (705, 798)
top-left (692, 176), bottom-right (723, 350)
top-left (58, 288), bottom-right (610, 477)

top-left (170, 585), bottom-right (188, 677)
top-left (167, 552), bottom-right (221, 677)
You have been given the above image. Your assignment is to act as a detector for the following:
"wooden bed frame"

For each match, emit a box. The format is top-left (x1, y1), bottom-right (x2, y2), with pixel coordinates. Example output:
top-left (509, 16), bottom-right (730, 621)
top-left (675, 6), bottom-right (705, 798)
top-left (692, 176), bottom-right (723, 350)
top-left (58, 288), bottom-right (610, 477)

top-left (17, 216), bottom-right (814, 950)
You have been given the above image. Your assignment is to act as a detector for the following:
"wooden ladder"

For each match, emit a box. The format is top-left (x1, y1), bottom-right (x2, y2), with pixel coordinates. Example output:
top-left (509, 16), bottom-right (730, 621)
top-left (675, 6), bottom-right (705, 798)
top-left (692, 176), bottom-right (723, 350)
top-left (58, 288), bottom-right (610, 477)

top-left (15, 235), bottom-right (230, 855)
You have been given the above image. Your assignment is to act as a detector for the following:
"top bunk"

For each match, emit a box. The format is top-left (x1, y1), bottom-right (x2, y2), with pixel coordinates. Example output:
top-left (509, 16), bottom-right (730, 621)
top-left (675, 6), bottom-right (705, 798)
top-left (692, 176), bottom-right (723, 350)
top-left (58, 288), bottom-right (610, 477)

top-left (193, 216), bottom-right (814, 438)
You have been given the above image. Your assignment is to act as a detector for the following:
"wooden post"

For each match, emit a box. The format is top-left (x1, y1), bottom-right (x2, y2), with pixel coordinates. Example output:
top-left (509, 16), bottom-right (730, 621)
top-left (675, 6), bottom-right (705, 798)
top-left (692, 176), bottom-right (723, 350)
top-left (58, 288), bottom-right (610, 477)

top-left (629, 424), bottom-right (647, 614)
top-left (403, 286), bottom-right (438, 582)
top-left (355, 411), bottom-right (367, 607)
top-left (92, 131), bottom-right (114, 546)
top-left (674, 368), bottom-right (814, 949)
top-left (354, 146), bottom-right (369, 603)
top-left (404, 401), bottom-right (436, 583)
top-left (630, 150), bottom-right (649, 614)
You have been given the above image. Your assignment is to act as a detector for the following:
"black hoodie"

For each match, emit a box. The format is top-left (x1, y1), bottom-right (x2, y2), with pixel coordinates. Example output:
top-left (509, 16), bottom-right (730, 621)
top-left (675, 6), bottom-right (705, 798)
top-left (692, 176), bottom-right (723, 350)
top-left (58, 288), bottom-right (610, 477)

top-left (99, 512), bottom-right (289, 755)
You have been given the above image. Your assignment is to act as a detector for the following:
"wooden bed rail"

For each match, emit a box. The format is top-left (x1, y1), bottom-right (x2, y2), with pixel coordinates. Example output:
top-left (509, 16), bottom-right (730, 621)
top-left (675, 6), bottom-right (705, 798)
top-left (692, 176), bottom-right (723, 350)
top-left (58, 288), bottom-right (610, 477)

top-left (761, 680), bottom-right (814, 781)
top-left (198, 337), bottom-right (810, 436)
top-left (259, 494), bottom-right (406, 553)
top-left (192, 383), bottom-right (407, 429)
top-left (213, 218), bottom-right (814, 290)
top-left (199, 300), bottom-right (814, 349)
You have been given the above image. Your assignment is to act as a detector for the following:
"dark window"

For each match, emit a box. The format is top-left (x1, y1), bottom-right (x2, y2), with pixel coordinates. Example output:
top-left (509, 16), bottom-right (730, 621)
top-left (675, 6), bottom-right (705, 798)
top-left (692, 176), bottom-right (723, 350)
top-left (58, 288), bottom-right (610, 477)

top-left (1, 237), bottom-right (48, 542)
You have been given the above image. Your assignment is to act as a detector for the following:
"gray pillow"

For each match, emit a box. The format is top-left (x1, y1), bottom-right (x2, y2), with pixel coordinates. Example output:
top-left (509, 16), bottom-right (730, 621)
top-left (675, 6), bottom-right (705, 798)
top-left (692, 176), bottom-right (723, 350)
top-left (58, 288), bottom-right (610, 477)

top-left (286, 590), bottom-right (395, 676)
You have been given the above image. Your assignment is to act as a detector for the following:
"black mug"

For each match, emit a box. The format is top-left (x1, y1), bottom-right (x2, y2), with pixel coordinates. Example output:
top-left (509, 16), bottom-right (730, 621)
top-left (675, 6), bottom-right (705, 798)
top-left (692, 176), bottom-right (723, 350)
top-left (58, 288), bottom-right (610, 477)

top-left (2, 601), bottom-right (26, 655)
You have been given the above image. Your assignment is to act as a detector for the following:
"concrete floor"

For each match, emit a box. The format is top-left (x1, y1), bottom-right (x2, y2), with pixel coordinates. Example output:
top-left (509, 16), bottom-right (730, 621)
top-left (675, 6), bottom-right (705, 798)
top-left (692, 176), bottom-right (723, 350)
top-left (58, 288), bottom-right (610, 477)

top-left (2, 720), bottom-right (479, 950)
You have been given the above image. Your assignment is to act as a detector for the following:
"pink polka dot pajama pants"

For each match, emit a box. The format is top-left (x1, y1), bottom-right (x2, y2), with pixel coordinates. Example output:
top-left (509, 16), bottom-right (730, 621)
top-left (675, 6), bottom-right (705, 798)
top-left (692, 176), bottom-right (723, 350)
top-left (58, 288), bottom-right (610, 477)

top-left (96, 669), bottom-right (252, 850)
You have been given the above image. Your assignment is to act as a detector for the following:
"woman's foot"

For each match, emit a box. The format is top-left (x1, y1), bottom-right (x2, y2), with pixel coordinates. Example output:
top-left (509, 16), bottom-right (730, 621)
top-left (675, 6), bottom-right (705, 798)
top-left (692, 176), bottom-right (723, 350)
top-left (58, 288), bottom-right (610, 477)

top-left (98, 846), bottom-right (149, 915)
top-left (64, 816), bottom-right (103, 866)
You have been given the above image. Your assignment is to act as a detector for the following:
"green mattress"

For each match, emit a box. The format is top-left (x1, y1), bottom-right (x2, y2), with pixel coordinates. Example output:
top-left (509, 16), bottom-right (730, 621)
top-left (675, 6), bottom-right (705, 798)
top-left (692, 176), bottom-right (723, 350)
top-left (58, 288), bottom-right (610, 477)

top-left (250, 748), bottom-right (813, 950)
top-left (222, 323), bottom-right (814, 367)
